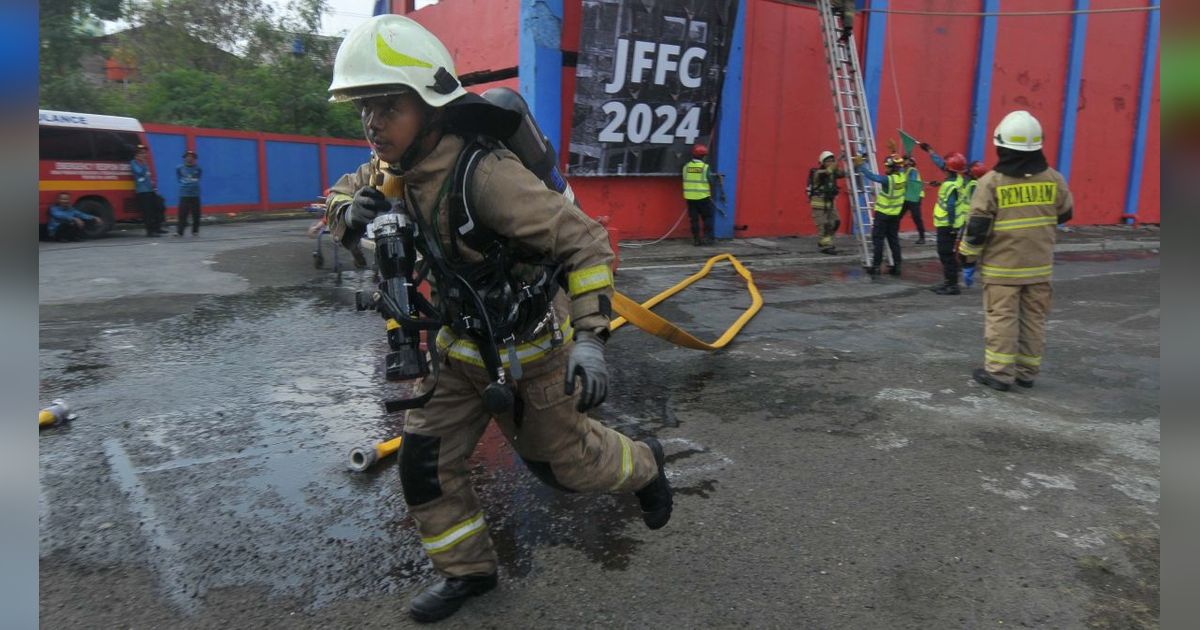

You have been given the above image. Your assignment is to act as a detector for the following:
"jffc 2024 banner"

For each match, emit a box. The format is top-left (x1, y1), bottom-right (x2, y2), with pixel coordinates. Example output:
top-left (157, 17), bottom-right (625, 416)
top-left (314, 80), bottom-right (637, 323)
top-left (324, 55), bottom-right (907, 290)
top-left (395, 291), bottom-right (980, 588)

top-left (567, 0), bottom-right (738, 176)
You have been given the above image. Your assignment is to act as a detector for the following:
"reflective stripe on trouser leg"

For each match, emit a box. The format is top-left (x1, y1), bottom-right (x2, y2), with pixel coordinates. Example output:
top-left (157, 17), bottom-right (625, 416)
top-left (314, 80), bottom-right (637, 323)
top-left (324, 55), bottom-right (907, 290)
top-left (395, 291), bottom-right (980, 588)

top-left (1016, 282), bottom-right (1053, 381)
top-left (983, 284), bottom-right (1021, 383)
top-left (401, 359), bottom-right (498, 577)
top-left (492, 346), bottom-right (658, 494)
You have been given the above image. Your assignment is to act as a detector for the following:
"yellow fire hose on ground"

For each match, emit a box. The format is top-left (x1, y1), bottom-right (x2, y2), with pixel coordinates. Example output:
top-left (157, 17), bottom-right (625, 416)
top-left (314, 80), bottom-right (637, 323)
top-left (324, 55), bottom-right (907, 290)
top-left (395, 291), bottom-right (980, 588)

top-left (347, 253), bottom-right (761, 471)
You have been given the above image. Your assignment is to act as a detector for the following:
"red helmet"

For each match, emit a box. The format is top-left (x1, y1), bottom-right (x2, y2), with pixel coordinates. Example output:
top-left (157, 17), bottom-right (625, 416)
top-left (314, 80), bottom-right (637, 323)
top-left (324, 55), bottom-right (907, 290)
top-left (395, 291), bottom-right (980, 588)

top-left (969, 161), bottom-right (989, 179)
top-left (944, 152), bottom-right (967, 173)
top-left (692, 144), bottom-right (708, 158)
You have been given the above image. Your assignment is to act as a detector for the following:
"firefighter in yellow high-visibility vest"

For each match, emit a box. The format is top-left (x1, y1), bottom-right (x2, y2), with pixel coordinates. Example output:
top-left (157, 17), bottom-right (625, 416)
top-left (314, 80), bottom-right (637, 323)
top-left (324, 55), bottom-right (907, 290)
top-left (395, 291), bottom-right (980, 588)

top-left (958, 110), bottom-right (1074, 391)
top-left (682, 144), bottom-right (717, 245)
top-left (854, 152), bottom-right (908, 275)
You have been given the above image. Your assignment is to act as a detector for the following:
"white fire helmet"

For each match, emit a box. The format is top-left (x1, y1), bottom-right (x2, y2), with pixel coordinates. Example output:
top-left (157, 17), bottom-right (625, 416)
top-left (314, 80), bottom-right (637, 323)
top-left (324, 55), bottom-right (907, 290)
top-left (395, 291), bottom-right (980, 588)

top-left (328, 14), bottom-right (467, 107)
top-left (818, 150), bottom-right (835, 163)
top-left (993, 110), bottom-right (1043, 151)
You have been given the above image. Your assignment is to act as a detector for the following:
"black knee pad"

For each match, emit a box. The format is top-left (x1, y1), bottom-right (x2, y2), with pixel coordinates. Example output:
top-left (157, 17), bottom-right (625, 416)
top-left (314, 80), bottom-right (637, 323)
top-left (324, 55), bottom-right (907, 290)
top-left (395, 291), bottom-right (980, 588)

top-left (399, 432), bottom-right (443, 506)
top-left (520, 458), bottom-right (577, 493)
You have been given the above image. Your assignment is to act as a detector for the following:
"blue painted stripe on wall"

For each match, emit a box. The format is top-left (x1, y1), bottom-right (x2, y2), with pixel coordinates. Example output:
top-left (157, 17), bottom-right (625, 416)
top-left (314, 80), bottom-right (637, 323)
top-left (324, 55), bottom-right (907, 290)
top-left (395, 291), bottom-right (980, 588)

top-left (1124, 0), bottom-right (1159, 222)
top-left (968, 0), bottom-right (1000, 163)
top-left (266, 141), bottom-right (321, 203)
top-left (195, 137), bottom-right (259, 205)
top-left (326, 145), bottom-right (372, 191)
top-left (1057, 0), bottom-right (1088, 181)
top-left (519, 0), bottom-right (564, 155)
top-left (713, 0), bottom-right (747, 239)
top-left (862, 0), bottom-right (887, 133)
top-left (146, 132), bottom-right (186, 207)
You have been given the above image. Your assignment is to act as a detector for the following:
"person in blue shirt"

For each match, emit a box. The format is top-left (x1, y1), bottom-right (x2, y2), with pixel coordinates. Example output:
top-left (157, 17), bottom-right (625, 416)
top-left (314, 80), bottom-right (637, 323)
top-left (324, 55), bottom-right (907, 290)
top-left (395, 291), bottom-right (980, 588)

top-left (45, 192), bottom-right (99, 242)
top-left (175, 150), bottom-right (203, 236)
top-left (130, 144), bottom-right (165, 237)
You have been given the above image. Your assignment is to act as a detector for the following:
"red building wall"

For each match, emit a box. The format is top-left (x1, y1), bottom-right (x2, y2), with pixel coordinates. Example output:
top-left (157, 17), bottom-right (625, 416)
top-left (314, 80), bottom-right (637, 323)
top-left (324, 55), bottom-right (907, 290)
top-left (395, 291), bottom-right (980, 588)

top-left (865, 0), bottom-right (981, 232)
top-left (1072, 0), bottom-right (1148, 224)
top-left (404, 0), bottom-right (1159, 236)
top-left (407, 0), bottom-right (520, 76)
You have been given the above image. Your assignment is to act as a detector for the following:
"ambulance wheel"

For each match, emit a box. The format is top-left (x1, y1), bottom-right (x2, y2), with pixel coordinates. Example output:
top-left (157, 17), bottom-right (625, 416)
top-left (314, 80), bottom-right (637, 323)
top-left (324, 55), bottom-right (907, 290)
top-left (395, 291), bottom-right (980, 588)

top-left (78, 199), bottom-right (113, 238)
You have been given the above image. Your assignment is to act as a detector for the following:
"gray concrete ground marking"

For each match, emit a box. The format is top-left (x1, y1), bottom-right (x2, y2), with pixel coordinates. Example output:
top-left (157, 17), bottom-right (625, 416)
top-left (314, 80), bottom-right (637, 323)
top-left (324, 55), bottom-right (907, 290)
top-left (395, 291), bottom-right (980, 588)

top-left (103, 438), bottom-right (199, 613)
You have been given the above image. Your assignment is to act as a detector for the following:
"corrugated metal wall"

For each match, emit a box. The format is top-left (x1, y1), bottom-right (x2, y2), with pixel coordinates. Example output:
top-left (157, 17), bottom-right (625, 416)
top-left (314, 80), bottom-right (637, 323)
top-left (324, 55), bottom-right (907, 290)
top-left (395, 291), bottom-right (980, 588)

top-left (144, 124), bottom-right (370, 214)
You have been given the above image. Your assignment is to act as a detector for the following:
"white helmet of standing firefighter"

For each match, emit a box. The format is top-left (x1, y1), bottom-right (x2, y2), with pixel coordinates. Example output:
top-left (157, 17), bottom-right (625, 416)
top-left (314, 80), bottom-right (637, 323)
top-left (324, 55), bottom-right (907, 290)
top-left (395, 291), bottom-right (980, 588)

top-left (328, 14), bottom-right (468, 106)
top-left (993, 110), bottom-right (1043, 152)
top-left (818, 150), bottom-right (835, 165)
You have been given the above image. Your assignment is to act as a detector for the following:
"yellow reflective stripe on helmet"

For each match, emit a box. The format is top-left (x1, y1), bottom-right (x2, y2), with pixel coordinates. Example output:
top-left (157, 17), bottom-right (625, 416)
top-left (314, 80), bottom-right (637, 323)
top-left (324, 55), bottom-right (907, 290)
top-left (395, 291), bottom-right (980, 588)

top-left (994, 215), bottom-right (1057, 231)
top-left (421, 512), bottom-right (486, 554)
top-left (376, 33), bottom-right (433, 68)
top-left (1016, 354), bottom-right (1041, 367)
top-left (435, 319), bottom-right (574, 369)
top-left (568, 264), bottom-right (614, 296)
top-left (985, 349), bottom-right (1016, 364)
top-left (980, 264), bottom-right (1053, 278)
top-left (608, 435), bottom-right (633, 491)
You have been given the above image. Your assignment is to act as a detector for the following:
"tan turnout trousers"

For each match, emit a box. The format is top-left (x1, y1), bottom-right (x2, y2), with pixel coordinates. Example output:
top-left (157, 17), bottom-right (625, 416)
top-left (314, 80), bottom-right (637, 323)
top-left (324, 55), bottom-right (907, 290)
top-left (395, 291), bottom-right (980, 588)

top-left (983, 282), bottom-right (1052, 384)
top-left (811, 202), bottom-right (838, 250)
top-left (400, 342), bottom-right (659, 578)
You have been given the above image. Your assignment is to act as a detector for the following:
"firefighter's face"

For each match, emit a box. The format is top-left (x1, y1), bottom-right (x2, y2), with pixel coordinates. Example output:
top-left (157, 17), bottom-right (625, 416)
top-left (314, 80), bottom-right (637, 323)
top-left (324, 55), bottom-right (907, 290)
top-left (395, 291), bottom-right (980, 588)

top-left (822, 157), bottom-right (835, 168)
top-left (358, 92), bottom-right (426, 164)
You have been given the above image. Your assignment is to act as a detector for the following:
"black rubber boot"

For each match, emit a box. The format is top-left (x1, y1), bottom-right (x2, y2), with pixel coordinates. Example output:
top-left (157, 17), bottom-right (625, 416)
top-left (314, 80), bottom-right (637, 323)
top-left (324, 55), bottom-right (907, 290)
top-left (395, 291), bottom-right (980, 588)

top-left (887, 265), bottom-right (901, 276)
top-left (1015, 378), bottom-right (1035, 388)
top-left (409, 573), bottom-right (498, 623)
top-left (931, 284), bottom-right (961, 295)
top-left (973, 368), bottom-right (1011, 392)
top-left (865, 266), bottom-right (881, 275)
top-left (635, 438), bottom-right (673, 530)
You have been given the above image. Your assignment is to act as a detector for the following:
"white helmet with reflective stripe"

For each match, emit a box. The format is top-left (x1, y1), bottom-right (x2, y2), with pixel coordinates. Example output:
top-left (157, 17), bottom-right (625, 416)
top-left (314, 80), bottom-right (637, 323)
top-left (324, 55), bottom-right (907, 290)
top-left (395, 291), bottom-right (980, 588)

top-left (818, 150), bottom-right (835, 163)
top-left (993, 110), bottom-right (1043, 151)
top-left (328, 14), bottom-right (467, 106)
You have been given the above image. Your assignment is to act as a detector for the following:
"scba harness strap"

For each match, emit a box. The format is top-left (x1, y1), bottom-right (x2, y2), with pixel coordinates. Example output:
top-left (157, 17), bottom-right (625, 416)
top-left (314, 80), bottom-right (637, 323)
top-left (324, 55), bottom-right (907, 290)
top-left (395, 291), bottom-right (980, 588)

top-left (402, 138), bottom-right (564, 412)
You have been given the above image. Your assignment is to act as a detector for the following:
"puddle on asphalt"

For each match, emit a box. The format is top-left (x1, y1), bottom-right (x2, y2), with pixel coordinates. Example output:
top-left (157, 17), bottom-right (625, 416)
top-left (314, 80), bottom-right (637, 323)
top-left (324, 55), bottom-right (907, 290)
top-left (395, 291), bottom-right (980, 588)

top-left (40, 276), bottom-right (696, 610)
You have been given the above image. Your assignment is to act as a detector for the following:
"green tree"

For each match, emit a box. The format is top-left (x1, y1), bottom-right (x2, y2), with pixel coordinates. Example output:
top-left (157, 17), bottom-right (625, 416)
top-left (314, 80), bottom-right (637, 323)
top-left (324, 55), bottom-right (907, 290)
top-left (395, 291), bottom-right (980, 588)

top-left (39, 0), bottom-right (361, 138)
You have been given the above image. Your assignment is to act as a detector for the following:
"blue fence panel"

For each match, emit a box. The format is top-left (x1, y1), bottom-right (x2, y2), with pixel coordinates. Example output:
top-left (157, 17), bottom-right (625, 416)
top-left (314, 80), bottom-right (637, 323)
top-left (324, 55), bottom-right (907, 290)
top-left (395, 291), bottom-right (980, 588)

top-left (265, 140), bottom-right (320, 203)
top-left (326, 145), bottom-right (371, 188)
top-left (194, 136), bottom-right (260, 206)
top-left (145, 132), bottom-right (186, 207)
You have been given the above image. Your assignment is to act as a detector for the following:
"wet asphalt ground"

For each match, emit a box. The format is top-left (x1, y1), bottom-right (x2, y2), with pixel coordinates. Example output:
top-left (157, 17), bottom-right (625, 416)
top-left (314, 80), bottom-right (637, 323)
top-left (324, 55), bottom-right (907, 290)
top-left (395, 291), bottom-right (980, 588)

top-left (39, 220), bottom-right (1160, 628)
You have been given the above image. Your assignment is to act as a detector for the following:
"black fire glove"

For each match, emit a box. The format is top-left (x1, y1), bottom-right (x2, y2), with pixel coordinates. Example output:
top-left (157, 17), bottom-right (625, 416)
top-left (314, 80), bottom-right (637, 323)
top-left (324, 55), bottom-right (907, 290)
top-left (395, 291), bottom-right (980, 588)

top-left (346, 186), bottom-right (389, 232)
top-left (564, 330), bottom-right (608, 412)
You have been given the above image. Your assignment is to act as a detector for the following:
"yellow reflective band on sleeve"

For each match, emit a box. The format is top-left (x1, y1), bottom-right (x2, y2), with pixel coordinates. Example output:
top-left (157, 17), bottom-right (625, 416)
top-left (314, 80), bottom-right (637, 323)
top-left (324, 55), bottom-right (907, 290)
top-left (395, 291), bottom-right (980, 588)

top-left (980, 264), bottom-right (1053, 279)
top-left (958, 241), bottom-right (982, 256)
top-left (328, 192), bottom-right (353, 205)
top-left (608, 435), bottom-right (633, 491)
top-left (435, 318), bottom-right (573, 369)
top-left (568, 264), bottom-right (614, 296)
top-left (985, 349), bottom-right (1016, 365)
top-left (994, 215), bottom-right (1057, 231)
top-left (421, 512), bottom-right (486, 555)
top-left (1016, 354), bottom-right (1042, 367)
